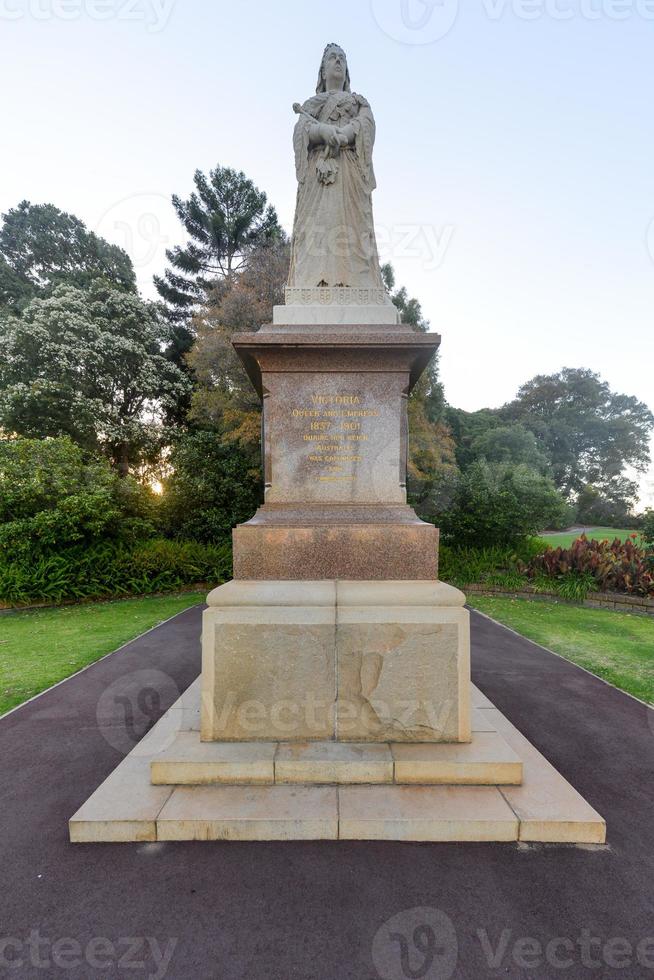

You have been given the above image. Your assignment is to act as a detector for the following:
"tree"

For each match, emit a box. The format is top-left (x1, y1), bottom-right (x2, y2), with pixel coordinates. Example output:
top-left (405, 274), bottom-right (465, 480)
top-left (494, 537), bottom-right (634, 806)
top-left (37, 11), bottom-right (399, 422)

top-left (0, 282), bottom-right (190, 475)
top-left (469, 423), bottom-right (550, 473)
top-left (381, 263), bottom-right (451, 504)
top-left (154, 166), bottom-right (284, 327)
top-left (575, 479), bottom-right (640, 527)
top-left (0, 201), bottom-right (135, 311)
top-left (0, 436), bottom-right (155, 561)
top-left (160, 430), bottom-right (262, 543)
top-left (381, 262), bottom-right (430, 332)
top-left (439, 460), bottom-right (569, 548)
top-left (407, 388), bottom-right (459, 522)
top-left (445, 407), bottom-right (502, 471)
top-left (502, 368), bottom-right (654, 499)
top-left (186, 240), bottom-right (290, 437)
top-left (642, 509), bottom-right (654, 548)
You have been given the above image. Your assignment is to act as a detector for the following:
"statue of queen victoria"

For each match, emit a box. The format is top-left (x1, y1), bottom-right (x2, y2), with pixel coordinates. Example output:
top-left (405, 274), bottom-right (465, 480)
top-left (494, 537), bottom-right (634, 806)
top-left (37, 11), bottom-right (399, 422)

top-left (287, 43), bottom-right (389, 297)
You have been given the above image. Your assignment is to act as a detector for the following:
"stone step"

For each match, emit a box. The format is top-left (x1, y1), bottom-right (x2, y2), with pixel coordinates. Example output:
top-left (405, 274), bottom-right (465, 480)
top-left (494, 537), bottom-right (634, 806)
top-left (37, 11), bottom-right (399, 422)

top-left (149, 731), bottom-right (522, 787)
top-left (69, 678), bottom-right (606, 845)
top-left (338, 785), bottom-right (519, 842)
top-left (153, 783), bottom-right (520, 843)
top-left (157, 785), bottom-right (338, 842)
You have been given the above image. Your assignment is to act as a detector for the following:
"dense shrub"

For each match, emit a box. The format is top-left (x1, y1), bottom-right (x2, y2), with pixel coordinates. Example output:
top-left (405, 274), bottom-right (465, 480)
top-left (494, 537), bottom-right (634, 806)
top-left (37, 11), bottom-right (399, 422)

top-left (160, 430), bottom-right (261, 544)
top-left (0, 538), bottom-right (232, 605)
top-left (0, 436), bottom-right (155, 561)
top-left (439, 538), bottom-right (547, 589)
top-left (439, 460), bottom-right (570, 548)
top-left (643, 509), bottom-right (654, 548)
top-left (526, 534), bottom-right (654, 597)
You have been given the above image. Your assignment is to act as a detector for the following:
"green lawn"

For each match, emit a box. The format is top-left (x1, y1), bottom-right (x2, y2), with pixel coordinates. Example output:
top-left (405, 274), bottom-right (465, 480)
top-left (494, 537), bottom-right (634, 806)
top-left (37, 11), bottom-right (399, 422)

top-left (469, 595), bottom-right (654, 705)
top-left (0, 593), bottom-right (204, 717)
top-left (540, 527), bottom-right (642, 549)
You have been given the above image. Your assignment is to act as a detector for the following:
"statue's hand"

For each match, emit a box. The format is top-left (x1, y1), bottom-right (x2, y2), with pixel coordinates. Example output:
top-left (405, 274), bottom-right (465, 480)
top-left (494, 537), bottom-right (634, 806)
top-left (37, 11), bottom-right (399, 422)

top-left (316, 123), bottom-right (341, 148)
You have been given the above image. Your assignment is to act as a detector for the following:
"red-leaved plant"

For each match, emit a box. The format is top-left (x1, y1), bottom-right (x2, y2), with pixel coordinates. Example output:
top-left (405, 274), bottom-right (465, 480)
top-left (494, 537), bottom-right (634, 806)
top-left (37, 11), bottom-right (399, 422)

top-left (526, 534), bottom-right (654, 598)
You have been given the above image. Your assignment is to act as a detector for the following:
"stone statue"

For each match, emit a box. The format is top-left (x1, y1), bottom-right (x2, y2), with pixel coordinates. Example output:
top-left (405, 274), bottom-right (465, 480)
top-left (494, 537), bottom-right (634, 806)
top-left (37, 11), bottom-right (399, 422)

top-left (287, 43), bottom-right (387, 295)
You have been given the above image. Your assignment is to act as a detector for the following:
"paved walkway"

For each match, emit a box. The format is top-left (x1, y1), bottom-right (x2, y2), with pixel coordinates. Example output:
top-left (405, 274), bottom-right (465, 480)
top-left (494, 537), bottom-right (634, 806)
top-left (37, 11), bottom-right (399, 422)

top-left (0, 604), bottom-right (653, 979)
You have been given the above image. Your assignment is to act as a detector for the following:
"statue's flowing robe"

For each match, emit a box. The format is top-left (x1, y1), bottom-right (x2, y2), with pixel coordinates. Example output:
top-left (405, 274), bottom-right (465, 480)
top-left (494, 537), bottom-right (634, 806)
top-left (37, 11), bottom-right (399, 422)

top-left (287, 91), bottom-right (386, 290)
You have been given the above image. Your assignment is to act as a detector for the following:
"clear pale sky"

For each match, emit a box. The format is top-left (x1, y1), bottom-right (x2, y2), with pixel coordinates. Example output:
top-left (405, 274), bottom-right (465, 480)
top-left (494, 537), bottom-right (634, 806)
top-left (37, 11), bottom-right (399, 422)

top-left (2, 0), bottom-right (653, 504)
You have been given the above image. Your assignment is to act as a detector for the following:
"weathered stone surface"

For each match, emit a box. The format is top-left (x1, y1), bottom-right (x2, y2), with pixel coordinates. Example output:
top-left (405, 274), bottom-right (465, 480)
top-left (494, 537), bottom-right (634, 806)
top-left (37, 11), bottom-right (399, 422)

top-left (201, 580), bottom-right (471, 744)
top-left (151, 733), bottom-right (276, 785)
top-left (337, 579), bottom-right (465, 607)
top-left (391, 732), bottom-right (523, 785)
top-left (157, 785), bottom-right (338, 841)
top-left (70, 674), bottom-right (606, 844)
top-left (489, 709), bottom-right (606, 844)
top-left (338, 785), bottom-right (519, 841)
top-left (233, 523), bottom-right (438, 581)
top-left (275, 742), bottom-right (393, 784)
top-left (69, 757), bottom-right (173, 844)
top-left (201, 613), bottom-right (336, 742)
top-left (273, 303), bottom-right (400, 325)
top-left (336, 598), bottom-right (471, 742)
top-left (337, 622), bottom-right (460, 741)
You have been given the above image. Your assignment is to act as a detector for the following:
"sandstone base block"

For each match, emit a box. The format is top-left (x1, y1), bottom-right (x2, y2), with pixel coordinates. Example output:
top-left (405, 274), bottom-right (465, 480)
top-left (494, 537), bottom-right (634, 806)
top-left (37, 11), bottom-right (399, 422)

top-left (200, 579), bottom-right (471, 743)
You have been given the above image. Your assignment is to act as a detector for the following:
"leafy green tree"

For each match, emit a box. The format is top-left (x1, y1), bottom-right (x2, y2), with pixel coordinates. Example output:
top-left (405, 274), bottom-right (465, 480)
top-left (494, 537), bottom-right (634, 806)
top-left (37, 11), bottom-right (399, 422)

top-left (502, 368), bottom-right (654, 498)
top-left (445, 407), bottom-right (502, 471)
top-left (381, 262), bottom-right (453, 516)
top-left (0, 282), bottom-right (190, 475)
top-left (470, 423), bottom-right (550, 473)
top-left (187, 241), bottom-right (289, 433)
top-left (154, 166), bottom-right (284, 326)
top-left (642, 509), bottom-right (654, 547)
top-left (0, 201), bottom-right (135, 311)
top-left (575, 479), bottom-right (640, 527)
top-left (0, 437), bottom-right (155, 561)
top-left (160, 430), bottom-right (262, 543)
top-left (439, 459), bottom-right (569, 547)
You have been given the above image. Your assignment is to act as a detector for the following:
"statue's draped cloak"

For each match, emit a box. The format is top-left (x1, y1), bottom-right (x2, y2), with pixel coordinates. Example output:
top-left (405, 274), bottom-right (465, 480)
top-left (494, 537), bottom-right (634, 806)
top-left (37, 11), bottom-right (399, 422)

top-left (287, 91), bottom-right (386, 290)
